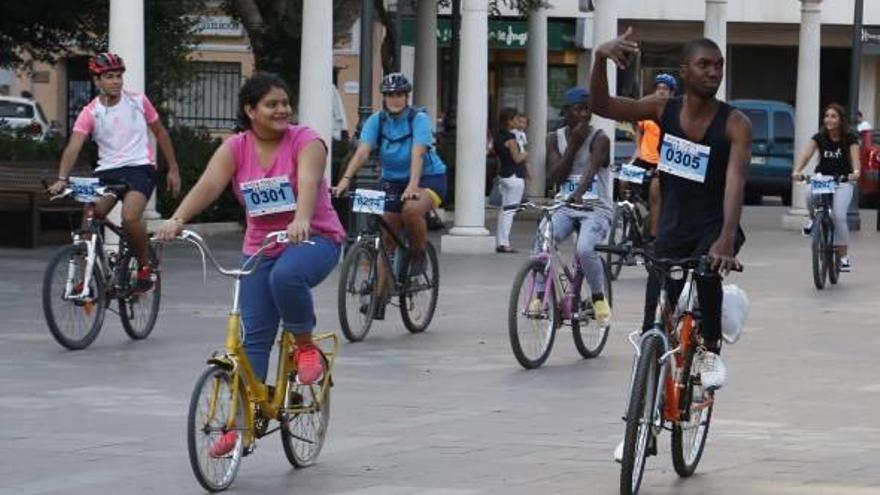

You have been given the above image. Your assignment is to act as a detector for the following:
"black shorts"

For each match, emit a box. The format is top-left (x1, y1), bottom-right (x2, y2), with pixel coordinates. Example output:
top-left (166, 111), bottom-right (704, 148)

top-left (95, 164), bottom-right (157, 199)
top-left (379, 174), bottom-right (447, 213)
top-left (629, 158), bottom-right (658, 202)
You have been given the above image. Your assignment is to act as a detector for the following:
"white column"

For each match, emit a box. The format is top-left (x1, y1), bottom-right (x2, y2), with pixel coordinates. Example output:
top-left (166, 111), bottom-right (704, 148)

top-left (441, 0), bottom-right (494, 254)
top-left (783, 0), bottom-right (823, 230)
top-left (525, 7), bottom-right (548, 199)
top-left (299, 0), bottom-right (334, 179)
top-left (414, 0), bottom-right (438, 122)
top-left (108, 0), bottom-right (146, 245)
top-left (704, 0), bottom-right (728, 101)
top-left (592, 0), bottom-right (617, 166)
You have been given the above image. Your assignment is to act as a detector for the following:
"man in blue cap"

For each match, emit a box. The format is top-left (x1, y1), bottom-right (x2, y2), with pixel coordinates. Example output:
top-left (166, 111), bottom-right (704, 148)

top-left (531, 86), bottom-right (613, 325)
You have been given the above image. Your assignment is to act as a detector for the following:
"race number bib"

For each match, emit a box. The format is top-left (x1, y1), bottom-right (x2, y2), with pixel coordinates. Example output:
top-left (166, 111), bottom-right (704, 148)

top-left (617, 163), bottom-right (646, 184)
top-left (810, 177), bottom-right (835, 195)
top-left (659, 134), bottom-right (710, 183)
top-left (240, 176), bottom-right (296, 217)
top-left (352, 189), bottom-right (386, 214)
top-left (69, 177), bottom-right (101, 203)
top-left (560, 175), bottom-right (598, 201)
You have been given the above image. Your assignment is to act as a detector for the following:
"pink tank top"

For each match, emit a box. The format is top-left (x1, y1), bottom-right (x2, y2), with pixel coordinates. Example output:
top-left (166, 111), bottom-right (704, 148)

top-left (227, 125), bottom-right (346, 255)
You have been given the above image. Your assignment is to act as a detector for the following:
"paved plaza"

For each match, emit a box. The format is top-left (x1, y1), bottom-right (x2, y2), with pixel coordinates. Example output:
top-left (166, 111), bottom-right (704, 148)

top-left (1, 205), bottom-right (879, 494)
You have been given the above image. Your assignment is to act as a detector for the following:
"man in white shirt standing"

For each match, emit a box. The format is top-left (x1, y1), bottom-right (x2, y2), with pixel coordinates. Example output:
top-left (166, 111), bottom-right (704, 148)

top-left (49, 52), bottom-right (181, 293)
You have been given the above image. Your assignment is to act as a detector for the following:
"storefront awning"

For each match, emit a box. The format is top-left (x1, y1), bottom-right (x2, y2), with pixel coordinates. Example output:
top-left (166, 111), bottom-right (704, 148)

top-left (401, 17), bottom-right (575, 52)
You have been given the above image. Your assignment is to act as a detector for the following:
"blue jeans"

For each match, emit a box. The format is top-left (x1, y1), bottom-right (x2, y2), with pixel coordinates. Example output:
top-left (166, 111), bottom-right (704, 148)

top-left (240, 236), bottom-right (340, 381)
top-left (534, 208), bottom-right (611, 296)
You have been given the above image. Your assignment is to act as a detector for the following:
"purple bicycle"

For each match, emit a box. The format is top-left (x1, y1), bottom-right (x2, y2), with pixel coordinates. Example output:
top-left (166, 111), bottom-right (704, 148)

top-left (505, 201), bottom-right (613, 369)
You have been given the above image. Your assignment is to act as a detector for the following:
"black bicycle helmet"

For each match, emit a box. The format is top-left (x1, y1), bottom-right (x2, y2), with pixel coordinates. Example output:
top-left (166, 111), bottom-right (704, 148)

top-left (380, 72), bottom-right (412, 94)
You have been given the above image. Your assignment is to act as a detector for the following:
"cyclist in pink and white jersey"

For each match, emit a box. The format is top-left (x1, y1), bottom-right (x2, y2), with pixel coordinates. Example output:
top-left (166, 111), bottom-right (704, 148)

top-left (49, 52), bottom-right (181, 293)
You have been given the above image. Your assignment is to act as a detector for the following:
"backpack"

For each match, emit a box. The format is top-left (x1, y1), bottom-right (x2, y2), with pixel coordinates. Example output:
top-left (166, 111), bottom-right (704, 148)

top-left (376, 106), bottom-right (432, 152)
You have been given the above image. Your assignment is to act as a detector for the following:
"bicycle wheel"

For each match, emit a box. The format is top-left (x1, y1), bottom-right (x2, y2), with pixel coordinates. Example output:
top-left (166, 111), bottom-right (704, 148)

top-left (118, 242), bottom-right (162, 340)
top-left (399, 241), bottom-right (439, 333)
top-left (187, 366), bottom-right (245, 492)
top-left (671, 347), bottom-right (714, 477)
top-left (620, 335), bottom-right (662, 495)
top-left (572, 259), bottom-right (613, 359)
top-left (606, 207), bottom-right (628, 281)
top-left (826, 218), bottom-right (839, 285)
top-left (42, 244), bottom-right (107, 350)
top-left (337, 241), bottom-right (378, 342)
top-left (508, 258), bottom-right (557, 369)
top-left (811, 220), bottom-right (827, 290)
top-left (281, 356), bottom-right (331, 468)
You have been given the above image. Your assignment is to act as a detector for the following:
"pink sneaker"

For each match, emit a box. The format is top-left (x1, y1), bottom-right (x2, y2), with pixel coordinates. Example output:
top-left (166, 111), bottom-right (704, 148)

top-left (208, 430), bottom-right (238, 458)
top-left (293, 344), bottom-right (324, 385)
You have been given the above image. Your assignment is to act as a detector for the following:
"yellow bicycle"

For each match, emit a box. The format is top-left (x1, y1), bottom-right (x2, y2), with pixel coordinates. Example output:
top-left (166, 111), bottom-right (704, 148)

top-left (173, 230), bottom-right (337, 492)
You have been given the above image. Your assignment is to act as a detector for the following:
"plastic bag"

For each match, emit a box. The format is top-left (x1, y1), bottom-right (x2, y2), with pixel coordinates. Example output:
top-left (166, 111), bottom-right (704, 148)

top-left (675, 283), bottom-right (749, 344)
top-left (721, 284), bottom-right (749, 344)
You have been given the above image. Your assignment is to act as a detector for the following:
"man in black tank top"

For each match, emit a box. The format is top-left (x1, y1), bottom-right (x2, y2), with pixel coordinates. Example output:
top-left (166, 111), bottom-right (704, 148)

top-left (590, 29), bottom-right (751, 393)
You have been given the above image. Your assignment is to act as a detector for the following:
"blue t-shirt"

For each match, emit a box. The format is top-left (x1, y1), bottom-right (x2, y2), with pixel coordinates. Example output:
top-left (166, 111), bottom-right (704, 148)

top-left (360, 108), bottom-right (447, 181)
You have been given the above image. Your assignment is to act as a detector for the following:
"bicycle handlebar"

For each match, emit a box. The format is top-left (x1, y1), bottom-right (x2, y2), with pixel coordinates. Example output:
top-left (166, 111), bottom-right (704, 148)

top-left (502, 200), bottom-right (595, 213)
top-left (594, 244), bottom-right (744, 273)
top-left (43, 178), bottom-right (129, 202)
top-left (338, 190), bottom-right (402, 202)
top-left (798, 174), bottom-right (850, 184)
top-left (167, 229), bottom-right (310, 279)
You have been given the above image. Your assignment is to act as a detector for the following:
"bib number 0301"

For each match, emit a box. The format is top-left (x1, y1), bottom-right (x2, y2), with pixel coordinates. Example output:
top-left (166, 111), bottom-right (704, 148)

top-left (240, 176), bottom-right (296, 217)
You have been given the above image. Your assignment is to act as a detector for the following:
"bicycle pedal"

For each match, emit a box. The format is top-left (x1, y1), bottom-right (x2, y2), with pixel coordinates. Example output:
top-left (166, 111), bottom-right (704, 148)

top-left (647, 435), bottom-right (658, 456)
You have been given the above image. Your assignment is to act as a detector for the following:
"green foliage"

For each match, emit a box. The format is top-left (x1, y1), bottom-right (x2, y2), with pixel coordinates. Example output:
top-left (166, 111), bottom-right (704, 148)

top-left (155, 126), bottom-right (243, 223)
top-left (222, 0), bottom-right (362, 103)
top-left (0, 127), bottom-right (98, 165)
top-left (145, 0), bottom-right (207, 116)
top-left (0, 0), bottom-right (203, 121)
top-left (0, 0), bottom-right (106, 68)
top-left (0, 132), bottom-right (65, 161)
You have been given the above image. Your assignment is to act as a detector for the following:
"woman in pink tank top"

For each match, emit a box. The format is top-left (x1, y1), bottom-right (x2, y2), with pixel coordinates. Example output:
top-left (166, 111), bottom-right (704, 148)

top-left (158, 75), bottom-right (343, 452)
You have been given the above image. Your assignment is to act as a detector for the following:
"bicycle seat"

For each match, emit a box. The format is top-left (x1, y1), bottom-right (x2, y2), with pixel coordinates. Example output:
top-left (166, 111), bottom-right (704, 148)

top-left (99, 181), bottom-right (131, 197)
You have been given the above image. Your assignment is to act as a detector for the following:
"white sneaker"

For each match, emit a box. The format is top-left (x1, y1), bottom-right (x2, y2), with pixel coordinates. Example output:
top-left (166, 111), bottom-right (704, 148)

top-left (613, 439), bottom-right (624, 463)
top-left (840, 256), bottom-right (852, 272)
top-left (700, 351), bottom-right (727, 390)
top-left (801, 219), bottom-right (813, 236)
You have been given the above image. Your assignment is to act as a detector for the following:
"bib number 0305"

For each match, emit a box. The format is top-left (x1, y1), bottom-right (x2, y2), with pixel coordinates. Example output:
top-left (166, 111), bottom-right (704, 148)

top-left (658, 134), bottom-right (710, 183)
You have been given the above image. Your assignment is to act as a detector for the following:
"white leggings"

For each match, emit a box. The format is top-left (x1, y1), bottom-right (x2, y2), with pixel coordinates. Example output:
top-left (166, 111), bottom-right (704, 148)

top-left (806, 182), bottom-right (853, 246)
top-left (495, 176), bottom-right (525, 247)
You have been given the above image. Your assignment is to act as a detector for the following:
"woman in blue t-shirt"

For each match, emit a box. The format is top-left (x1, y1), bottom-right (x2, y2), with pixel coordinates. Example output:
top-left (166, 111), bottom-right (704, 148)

top-left (334, 73), bottom-right (447, 316)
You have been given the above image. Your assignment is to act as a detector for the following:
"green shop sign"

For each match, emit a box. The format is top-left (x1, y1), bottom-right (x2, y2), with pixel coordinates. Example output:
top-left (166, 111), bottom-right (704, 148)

top-left (401, 18), bottom-right (575, 51)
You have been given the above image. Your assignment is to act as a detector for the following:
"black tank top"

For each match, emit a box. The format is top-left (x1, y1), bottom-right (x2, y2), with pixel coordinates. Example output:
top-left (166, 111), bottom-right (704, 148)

top-left (656, 97), bottom-right (733, 246)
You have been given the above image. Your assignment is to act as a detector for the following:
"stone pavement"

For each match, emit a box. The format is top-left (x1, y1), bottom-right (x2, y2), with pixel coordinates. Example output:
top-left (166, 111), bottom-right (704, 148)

top-left (0, 206), bottom-right (878, 494)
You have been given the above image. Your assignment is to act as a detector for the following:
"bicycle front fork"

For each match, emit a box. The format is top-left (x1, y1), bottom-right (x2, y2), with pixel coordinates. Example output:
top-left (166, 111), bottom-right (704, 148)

top-left (65, 237), bottom-right (97, 300)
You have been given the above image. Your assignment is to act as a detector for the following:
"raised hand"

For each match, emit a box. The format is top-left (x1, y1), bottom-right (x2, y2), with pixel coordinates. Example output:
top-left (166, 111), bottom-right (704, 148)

top-left (595, 26), bottom-right (640, 69)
